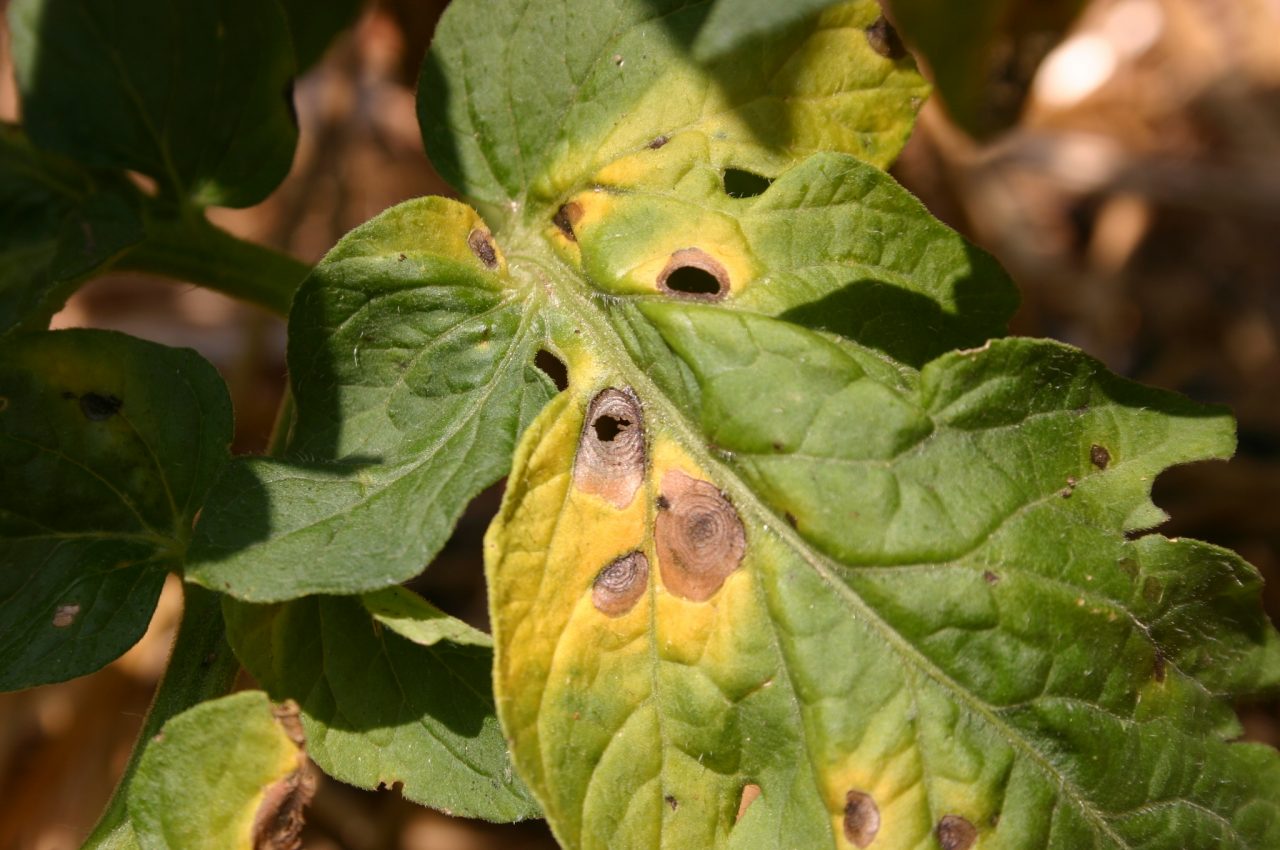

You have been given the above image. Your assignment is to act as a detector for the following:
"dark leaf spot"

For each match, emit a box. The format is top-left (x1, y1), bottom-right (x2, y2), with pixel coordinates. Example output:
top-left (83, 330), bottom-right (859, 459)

top-left (843, 790), bottom-right (880, 848)
top-left (1060, 487), bottom-right (1073, 499)
top-left (655, 470), bottom-right (746, 601)
top-left (936, 815), bottom-right (978, 850)
top-left (983, 570), bottom-right (1000, 585)
top-left (251, 702), bottom-right (315, 850)
top-left (467, 228), bottom-right (499, 269)
top-left (656, 495), bottom-right (670, 511)
top-left (865, 15), bottom-right (906, 59)
top-left (722, 168), bottom-right (773, 199)
top-left (665, 794), bottom-right (678, 811)
top-left (647, 135), bottom-right (669, 149)
top-left (534, 349), bottom-right (569, 392)
top-left (1117, 557), bottom-right (1138, 577)
top-left (80, 392), bottom-right (122, 421)
top-left (612, 53), bottom-right (624, 66)
top-left (784, 511), bottom-right (798, 529)
top-left (397, 252), bottom-right (407, 261)
top-left (574, 388), bottom-right (645, 508)
top-left (658, 249), bottom-right (729, 300)
top-left (1090, 444), bottom-right (1111, 469)
top-left (593, 551), bottom-right (649, 617)
top-left (1154, 648), bottom-right (1168, 682)
top-left (736, 784), bottom-right (762, 822)
top-left (553, 202), bottom-right (582, 242)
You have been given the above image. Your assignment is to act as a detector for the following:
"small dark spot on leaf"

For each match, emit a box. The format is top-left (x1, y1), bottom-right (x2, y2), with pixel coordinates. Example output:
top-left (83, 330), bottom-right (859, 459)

top-left (612, 53), bottom-right (624, 66)
top-left (593, 551), bottom-right (649, 617)
top-left (1066, 476), bottom-right (1077, 488)
top-left (1091, 444), bottom-right (1111, 469)
top-left (1060, 487), bottom-right (1073, 499)
top-left (771, 441), bottom-right (784, 452)
top-left (397, 252), bottom-right (407, 261)
top-left (647, 135), bottom-right (669, 149)
top-left (983, 570), bottom-right (1000, 584)
top-left (665, 794), bottom-right (678, 811)
top-left (658, 248), bottom-right (729, 300)
top-left (52, 603), bottom-right (80, 628)
top-left (656, 495), bottom-right (670, 511)
top-left (722, 168), bottom-right (773, 199)
top-left (1154, 649), bottom-right (1168, 682)
top-left (865, 15), bottom-right (906, 59)
top-left (784, 512), bottom-right (797, 528)
top-left (655, 470), bottom-right (746, 601)
top-left (467, 228), bottom-right (499, 269)
top-left (936, 814), bottom-right (978, 850)
top-left (534, 349), bottom-right (569, 391)
top-left (1117, 557), bottom-right (1138, 577)
top-left (574, 388), bottom-right (645, 508)
top-left (553, 202), bottom-right (582, 241)
top-left (201, 651), bottom-right (218, 668)
top-left (80, 392), bottom-right (122, 421)
top-left (843, 790), bottom-right (880, 848)
top-left (736, 784), bottom-right (762, 822)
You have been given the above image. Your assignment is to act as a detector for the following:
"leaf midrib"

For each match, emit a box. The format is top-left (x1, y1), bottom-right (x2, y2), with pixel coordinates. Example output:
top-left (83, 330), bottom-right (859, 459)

top-left (508, 234), bottom-right (1133, 849)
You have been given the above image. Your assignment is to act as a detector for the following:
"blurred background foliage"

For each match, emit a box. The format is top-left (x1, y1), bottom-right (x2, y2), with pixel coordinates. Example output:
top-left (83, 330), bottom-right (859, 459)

top-left (1, 0), bottom-right (1278, 847)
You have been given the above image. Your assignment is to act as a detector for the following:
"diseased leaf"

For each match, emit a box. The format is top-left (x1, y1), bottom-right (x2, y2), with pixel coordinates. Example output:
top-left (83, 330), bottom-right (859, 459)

top-left (187, 198), bottom-right (554, 601)
top-left (223, 594), bottom-right (539, 822)
top-left (0, 124), bottom-right (144, 335)
top-left (8, 0), bottom-right (298, 207)
top-left (0, 330), bottom-right (232, 690)
top-left (129, 691), bottom-right (312, 850)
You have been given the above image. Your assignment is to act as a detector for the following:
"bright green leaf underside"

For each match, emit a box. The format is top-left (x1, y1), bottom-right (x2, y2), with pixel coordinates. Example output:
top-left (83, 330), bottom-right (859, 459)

top-left (186, 0), bottom-right (1280, 847)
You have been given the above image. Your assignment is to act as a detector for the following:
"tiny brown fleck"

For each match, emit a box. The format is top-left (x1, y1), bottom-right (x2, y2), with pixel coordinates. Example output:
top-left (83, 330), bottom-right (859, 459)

top-left (936, 814), bottom-right (978, 850)
top-left (573, 388), bottom-right (645, 508)
top-left (80, 392), bottom-right (122, 421)
top-left (865, 15), bottom-right (906, 59)
top-left (657, 248), bottom-right (730, 300)
top-left (397, 252), bottom-right (407, 261)
top-left (656, 495), bottom-right (670, 511)
top-left (1154, 649), bottom-right (1168, 682)
top-left (52, 603), bottom-right (81, 628)
top-left (737, 784), bottom-right (762, 822)
top-left (467, 228), bottom-right (499, 269)
top-left (655, 470), bottom-right (746, 601)
top-left (592, 552), bottom-right (649, 617)
top-left (1060, 487), bottom-right (1073, 499)
top-left (612, 53), bottom-right (624, 66)
top-left (843, 790), bottom-right (880, 848)
top-left (552, 202), bottom-right (582, 242)
top-left (1090, 444), bottom-right (1111, 469)
top-left (983, 570), bottom-right (999, 585)
top-left (647, 135), bottom-right (669, 149)
top-left (665, 794), bottom-right (678, 811)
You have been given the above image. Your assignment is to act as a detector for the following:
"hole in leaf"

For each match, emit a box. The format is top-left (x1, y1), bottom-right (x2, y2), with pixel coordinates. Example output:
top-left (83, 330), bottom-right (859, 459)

top-left (936, 815), bottom-right (978, 850)
top-left (722, 168), bottom-right (773, 198)
top-left (573, 388), bottom-right (645, 508)
top-left (658, 249), bottom-right (729, 300)
top-left (843, 791), bottom-right (880, 848)
top-left (592, 414), bottom-right (630, 442)
top-left (865, 15), bottom-right (906, 59)
top-left (534, 349), bottom-right (568, 391)
top-left (592, 551), bottom-right (649, 617)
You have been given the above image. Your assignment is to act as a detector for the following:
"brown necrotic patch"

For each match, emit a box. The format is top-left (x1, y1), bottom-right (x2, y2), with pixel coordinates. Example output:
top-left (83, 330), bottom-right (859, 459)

top-left (1090, 444), bottom-right (1111, 469)
top-left (936, 815), bottom-right (978, 850)
top-left (736, 784), bottom-right (762, 822)
top-left (573, 388), bottom-right (645, 508)
top-left (657, 249), bottom-right (729, 300)
top-left (467, 228), bottom-right (499, 269)
top-left (552, 202), bottom-right (582, 241)
top-left (655, 469), bottom-right (746, 601)
top-left (592, 551), bottom-right (649, 617)
top-left (843, 791), bottom-right (880, 848)
top-left (865, 15), bottom-right (906, 59)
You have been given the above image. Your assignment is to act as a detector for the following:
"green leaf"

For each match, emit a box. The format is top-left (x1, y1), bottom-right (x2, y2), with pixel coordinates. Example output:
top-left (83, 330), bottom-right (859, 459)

top-left (186, 197), bottom-right (554, 601)
top-left (418, 0), bottom-right (928, 223)
top-left (8, 0), bottom-right (298, 208)
top-left (690, 0), bottom-right (850, 60)
top-left (0, 125), bottom-right (144, 335)
top-left (280, 0), bottom-right (366, 70)
top-left (129, 690), bottom-right (310, 850)
top-left (0, 330), bottom-right (232, 690)
top-left (223, 594), bottom-right (540, 822)
top-left (883, 0), bottom-right (1087, 136)
top-left (362, 586), bottom-right (494, 648)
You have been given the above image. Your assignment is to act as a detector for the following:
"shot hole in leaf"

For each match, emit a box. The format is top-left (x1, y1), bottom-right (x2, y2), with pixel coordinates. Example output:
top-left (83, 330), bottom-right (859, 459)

top-left (654, 469), bottom-right (746, 601)
top-left (467, 228), bottom-right (499, 269)
top-left (843, 790), bottom-right (880, 848)
top-left (736, 784), bottom-right (762, 822)
top-left (658, 249), bottom-right (729, 300)
top-left (936, 815), bottom-right (978, 850)
top-left (722, 168), bottom-right (773, 199)
top-left (534, 349), bottom-right (569, 391)
top-left (573, 388), bottom-right (646, 508)
top-left (591, 551), bottom-right (648, 617)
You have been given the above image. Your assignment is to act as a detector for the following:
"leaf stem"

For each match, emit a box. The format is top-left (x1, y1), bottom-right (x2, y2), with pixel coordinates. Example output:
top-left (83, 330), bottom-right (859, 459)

top-left (81, 583), bottom-right (241, 849)
top-left (116, 215), bottom-right (310, 316)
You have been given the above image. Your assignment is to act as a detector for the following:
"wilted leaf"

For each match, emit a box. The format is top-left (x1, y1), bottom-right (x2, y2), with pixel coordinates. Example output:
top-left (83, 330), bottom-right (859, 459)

top-left (0, 330), bottom-right (231, 690)
top-left (129, 691), bottom-right (312, 850)
top-left (223, 594), bottom-right (538, 821)
top-left (0, 124), bottom-right (143, 335)
top-left (8, 0), bottom-right (298, 207)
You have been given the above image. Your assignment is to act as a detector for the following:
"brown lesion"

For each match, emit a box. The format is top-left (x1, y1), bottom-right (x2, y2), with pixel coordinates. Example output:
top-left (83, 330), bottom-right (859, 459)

top-left (252, 701), bottom-right (317, 850)
top-left (936, 814), bottom-right (978, 850)
top-left (657, 248), bottom-right (730, 300)
top-left (467, 228), bottom-right (499, 269)
top-left (591, 551), bottom-right (649, 617)
top-left (654, 469), bottom-right (746, 601)
top-left (573, 387), bottom-right (646, 508)
top-left (842, 790), bottom-right (880, 848)
top-left (736, 784), bottom-right (762, 822)
top-left (552, 202), bottom-right (582, 242)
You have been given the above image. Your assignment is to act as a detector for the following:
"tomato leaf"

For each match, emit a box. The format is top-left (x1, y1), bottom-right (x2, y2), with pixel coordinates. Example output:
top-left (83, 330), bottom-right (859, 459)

top-left (0, 330), bottom-right (231, 690)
